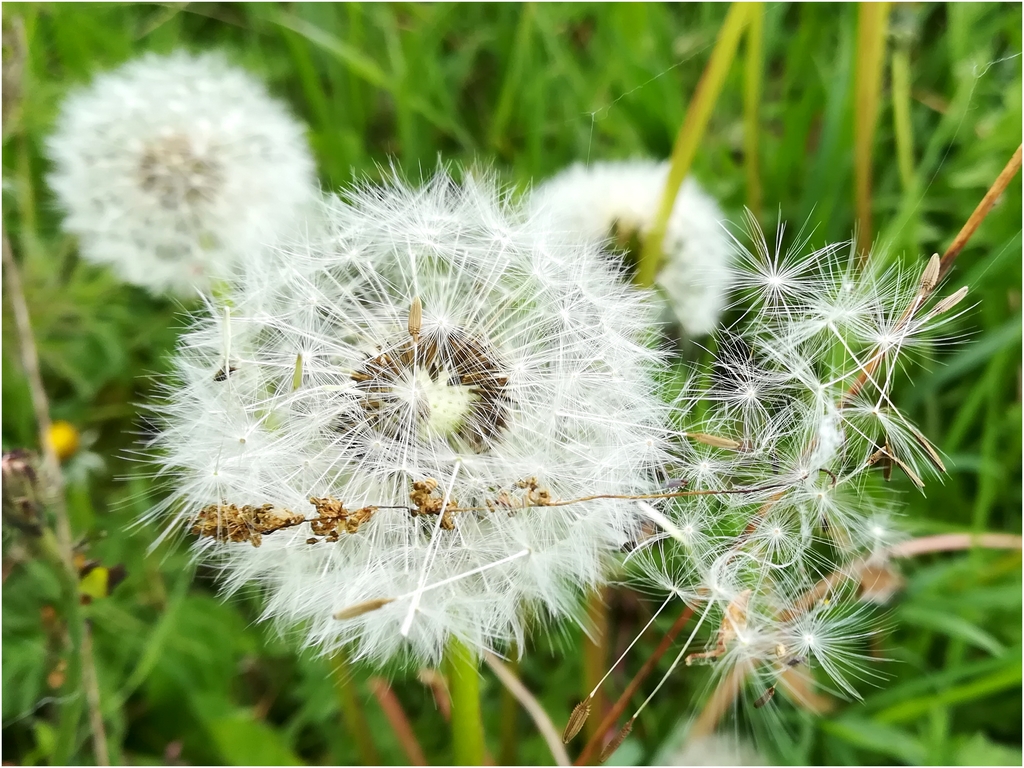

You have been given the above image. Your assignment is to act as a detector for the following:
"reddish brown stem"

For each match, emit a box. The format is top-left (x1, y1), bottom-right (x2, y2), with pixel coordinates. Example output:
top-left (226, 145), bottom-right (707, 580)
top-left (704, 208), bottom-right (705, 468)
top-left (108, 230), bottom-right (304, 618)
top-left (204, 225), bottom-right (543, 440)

top-left (369, 678), bottom-right (428, 766)
top-left (938, 144), bottom-right (1022, 281)
top-left (573, 604), bottom-right (694, 766)
top-left (845, 144), bottom-right (1023, 401)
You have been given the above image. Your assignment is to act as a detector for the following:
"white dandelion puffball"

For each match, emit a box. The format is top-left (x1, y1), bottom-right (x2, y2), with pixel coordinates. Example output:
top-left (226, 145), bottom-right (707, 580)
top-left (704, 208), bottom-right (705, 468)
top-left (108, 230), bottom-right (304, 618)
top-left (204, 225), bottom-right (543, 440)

top-left (47, 51), bottom-right (316, 295)
top-left (529, 159), bottom-right (735, 336)
top-left (151, 172), bottom-right (671, 666)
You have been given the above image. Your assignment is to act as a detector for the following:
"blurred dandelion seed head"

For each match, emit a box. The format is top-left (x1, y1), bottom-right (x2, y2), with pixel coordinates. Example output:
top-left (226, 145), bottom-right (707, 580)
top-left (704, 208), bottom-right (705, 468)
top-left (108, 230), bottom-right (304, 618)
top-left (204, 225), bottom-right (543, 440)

top-left (46, 51), bottom-right (316, 295)
top-left (528, 159), bottom-right (736, 336)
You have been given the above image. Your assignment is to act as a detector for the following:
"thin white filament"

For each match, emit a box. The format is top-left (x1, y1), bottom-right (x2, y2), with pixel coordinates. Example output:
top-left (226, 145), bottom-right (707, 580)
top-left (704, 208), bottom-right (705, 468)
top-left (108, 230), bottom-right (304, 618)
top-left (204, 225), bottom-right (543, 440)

top-left (632, 599), bottom-right (714, 719)
top-left (400, 458), bottom-right (463, 637)
top-left (589, 593), bottom-right (674, 699)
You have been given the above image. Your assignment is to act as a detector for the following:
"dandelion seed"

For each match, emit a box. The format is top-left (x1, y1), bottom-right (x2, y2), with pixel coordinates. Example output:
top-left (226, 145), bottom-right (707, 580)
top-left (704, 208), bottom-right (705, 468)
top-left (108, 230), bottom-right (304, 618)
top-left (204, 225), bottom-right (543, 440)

top-left (599, 718), bottom-right (634, 764)
top-left (752, 685), bottom-right (775, 708)
top-left (562, 700), bottom-right (591, 744)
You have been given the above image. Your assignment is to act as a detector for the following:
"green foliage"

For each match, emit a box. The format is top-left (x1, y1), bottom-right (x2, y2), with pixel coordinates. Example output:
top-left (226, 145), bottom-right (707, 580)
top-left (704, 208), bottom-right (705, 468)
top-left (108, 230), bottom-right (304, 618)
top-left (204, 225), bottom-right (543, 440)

top-left (2, 3), bottom-right (1020, 765)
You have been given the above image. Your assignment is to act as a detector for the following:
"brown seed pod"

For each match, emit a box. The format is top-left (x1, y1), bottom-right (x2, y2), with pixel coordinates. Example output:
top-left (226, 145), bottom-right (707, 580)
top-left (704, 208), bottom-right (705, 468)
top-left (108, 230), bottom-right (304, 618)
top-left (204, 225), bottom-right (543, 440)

top-left (599, 719), bottom-right (634, 764)
top-left (753, 686), bottom-right (776, 708)
top-left (562, 699), bottom-right (591, 744)
top-left (918, 253), bottom-right (941, 295)
top-left (333, 597), bottom-right (396, 621)
top-left (687, 432), bottom-right (744, 450)
top-left (408, 296), bottom-right (422, 341)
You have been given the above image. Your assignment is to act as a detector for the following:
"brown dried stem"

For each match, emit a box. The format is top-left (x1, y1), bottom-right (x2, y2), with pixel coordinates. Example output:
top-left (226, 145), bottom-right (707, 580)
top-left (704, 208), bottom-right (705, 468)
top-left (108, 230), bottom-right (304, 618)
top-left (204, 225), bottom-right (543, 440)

top-left (938, 144), bottom-right (1022, 282)
top-left (368, 678), bottom-right (427, 766)
top-left (484, 652), bottom-right (571, 767)
top-left (3, 232), bottom-right (110, 765)
top-left (193, 484), bottom-right (791, 547)
top-left (845, 144), bottom-right (1022, 402)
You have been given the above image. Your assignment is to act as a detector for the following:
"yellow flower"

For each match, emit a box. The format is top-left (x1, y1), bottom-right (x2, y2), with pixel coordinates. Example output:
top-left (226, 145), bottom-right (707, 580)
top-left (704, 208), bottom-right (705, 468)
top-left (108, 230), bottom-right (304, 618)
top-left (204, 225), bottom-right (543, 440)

top-left (47, 421), bottom-right (80, 462)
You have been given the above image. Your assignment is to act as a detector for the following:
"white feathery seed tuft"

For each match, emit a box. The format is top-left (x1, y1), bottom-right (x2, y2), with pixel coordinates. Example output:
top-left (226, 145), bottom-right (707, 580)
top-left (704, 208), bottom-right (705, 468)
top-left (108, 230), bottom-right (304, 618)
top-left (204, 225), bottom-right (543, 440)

top-left (47, 51), bottom-right (317, 295)
top-left (528, 159), bottom-right (735, 336)
top-left (623, 220), bottom-right (966, 722)
top-left (147, 171), bottom-right (672, 667)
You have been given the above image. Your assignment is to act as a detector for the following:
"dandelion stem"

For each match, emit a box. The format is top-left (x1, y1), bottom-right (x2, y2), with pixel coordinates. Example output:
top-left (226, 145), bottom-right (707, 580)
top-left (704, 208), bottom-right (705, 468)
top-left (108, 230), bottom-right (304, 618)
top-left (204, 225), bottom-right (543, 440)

top-left (636, 2), bottom-right (750, 287)
top-left (445, 637), bottom-right (487, 766)
top-left (573, 603), bottom-right (694, 766)
top-left (329, 651), bottom-right (380, 766)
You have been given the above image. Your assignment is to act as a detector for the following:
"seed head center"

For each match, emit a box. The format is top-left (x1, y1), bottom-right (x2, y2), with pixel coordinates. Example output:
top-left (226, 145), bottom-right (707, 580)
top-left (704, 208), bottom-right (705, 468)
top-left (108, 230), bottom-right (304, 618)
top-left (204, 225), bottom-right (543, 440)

top-left (349, 325), bottom-right (510, 451)
top-left (138, 133), bottom-right (222, 210)
top-left (402, 367), bottom-right (480, 438)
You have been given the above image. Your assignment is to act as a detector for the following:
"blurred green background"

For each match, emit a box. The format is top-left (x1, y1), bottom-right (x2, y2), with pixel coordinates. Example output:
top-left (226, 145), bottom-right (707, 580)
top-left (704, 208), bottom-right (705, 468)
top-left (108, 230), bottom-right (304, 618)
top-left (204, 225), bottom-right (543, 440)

top-left (2, 3), bottom-right (1021, 765)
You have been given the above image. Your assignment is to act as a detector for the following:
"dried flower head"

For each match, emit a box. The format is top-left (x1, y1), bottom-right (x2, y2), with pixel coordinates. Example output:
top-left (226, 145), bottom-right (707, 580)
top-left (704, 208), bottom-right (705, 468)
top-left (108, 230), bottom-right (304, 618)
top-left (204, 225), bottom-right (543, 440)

top-left (528, 159), bottom-right (735, 336)
top-left (46, 51), bottom-right (316, 295)
top-left (148, 171), bottom-right (671, 666)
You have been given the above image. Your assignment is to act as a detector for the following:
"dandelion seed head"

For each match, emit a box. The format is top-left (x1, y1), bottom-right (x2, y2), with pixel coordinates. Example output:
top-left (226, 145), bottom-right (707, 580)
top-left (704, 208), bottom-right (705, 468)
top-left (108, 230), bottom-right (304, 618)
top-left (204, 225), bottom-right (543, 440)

top-left (47, 51), bottom-right (316, 295)
top-left (631, 219), bottom-right (957, 711)
top-left (148, 171), bottom-right (671, 666)
top-left (528, 159), bottom-right (735, 336)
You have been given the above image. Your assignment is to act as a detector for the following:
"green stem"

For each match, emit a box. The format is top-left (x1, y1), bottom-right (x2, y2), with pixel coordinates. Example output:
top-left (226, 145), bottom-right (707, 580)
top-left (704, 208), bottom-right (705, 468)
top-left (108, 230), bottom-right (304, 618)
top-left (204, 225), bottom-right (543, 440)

top-left (853, 1), bottom-right (891, 254)
top-left (743, 3), bottom-right (765, 222)
top-left (445, 637), bottom-right (486, 766)
top-left (329, 650), bottom-right (380, 765)
top-left (636, 2), bottom-right (750, 288)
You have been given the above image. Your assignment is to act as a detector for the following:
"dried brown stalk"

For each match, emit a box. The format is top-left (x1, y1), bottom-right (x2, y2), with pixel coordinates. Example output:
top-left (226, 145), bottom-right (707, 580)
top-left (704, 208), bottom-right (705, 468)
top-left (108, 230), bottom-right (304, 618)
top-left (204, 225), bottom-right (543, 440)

top-left (368, 678), bottom-right (427, 766)
top-left (938, 144), bottom-right (1022, 281)
top-left (845, 144), bottom-right (1021, 403)
top-left (484, 652), bottom-right (571, 766)
top-left (3, 233), bottom-right (110, 765)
